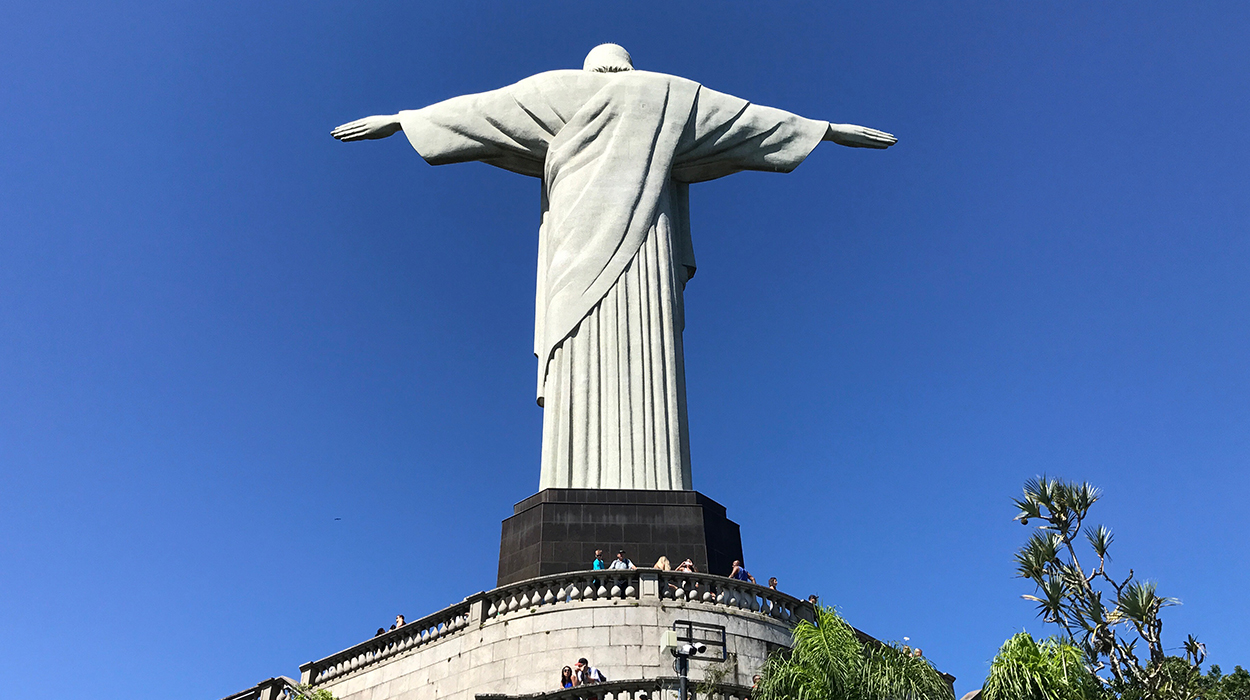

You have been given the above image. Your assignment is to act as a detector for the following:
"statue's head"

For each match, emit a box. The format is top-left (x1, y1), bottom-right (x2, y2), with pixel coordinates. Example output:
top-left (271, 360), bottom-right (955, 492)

top-left (583, 44), bottom-right (633, 73)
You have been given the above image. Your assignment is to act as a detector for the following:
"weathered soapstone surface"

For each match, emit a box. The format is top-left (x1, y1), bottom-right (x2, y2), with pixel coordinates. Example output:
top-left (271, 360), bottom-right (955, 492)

top-left (497, 489), bottom-right (743, 586)
top-left (331, 44), bottom-right (896, 494)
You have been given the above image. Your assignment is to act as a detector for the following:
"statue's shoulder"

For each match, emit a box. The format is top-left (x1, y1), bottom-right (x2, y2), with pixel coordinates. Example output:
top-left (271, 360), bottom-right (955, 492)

top-left (631, 70), bottom-right (702, 91)
top-left (517, 69), bottom-right (703, 91)
top-left (518, 69), bottom-right (594, 87)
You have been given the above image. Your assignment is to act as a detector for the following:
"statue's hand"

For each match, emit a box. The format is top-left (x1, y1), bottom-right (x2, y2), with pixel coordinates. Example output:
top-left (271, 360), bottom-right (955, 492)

top-left (825, 123), bottom-right (897, 149)
top-left (331, 115), bottom-right (402, 142)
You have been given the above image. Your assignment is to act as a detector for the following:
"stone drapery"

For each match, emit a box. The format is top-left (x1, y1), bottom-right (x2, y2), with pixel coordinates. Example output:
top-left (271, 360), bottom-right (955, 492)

top-left (397, 69), bottom-right (827, 490)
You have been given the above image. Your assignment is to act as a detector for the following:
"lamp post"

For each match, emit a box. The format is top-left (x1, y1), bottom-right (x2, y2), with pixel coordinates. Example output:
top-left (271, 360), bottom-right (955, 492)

top-left (672, 643), bottom-right (707, 700)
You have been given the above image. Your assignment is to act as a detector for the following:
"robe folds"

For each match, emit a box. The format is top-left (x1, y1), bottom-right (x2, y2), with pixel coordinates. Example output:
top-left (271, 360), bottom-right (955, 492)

top-left (398, 69), bottom-right (827, 490)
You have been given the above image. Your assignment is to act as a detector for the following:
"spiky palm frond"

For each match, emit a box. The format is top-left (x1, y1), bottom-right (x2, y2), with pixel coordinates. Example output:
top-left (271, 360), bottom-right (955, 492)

top-left (757, 653), bottom-right (834, 700)
top-left (1023, 476), bottom-right (1057, 510)
top-left (1055, 562), bottom-right (1087, 592)
top-left (792, 607), bottom-right (861, 699)
top-left (1069, 483), bottom-right (1102, 518)
top-left (982, 632), bottom-right (1100, 700)
top-left (856, 641), bottom-right (953, 700)
top-left (1183, 635), bottom-right (1205, 666)
top-left (1023, 576), bottom-right (1069, 624)
top-left (756, 606), bottom-right (859, 700)
top-left (1016, 532), bottom-right (1063, 581)
top-left (1110, 581), bottom-right (1177, 626)
top-left (1085, 525), bottom-right (1113, 560)
top-left (1015, 496), bottom-right (1043, 524)
top-left (755, 606), bottom-right (953, 700)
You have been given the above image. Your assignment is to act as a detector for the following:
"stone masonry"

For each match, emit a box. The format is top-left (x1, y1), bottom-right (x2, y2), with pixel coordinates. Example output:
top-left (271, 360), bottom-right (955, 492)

top-left (301, 571), bottom-right (811, 700)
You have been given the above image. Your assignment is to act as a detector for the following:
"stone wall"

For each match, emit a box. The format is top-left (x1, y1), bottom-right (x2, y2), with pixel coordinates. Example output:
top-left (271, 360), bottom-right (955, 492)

top-left (303, 571), bottom-right (812, 700)
top-left (497, 489), bottom-right (743, 586)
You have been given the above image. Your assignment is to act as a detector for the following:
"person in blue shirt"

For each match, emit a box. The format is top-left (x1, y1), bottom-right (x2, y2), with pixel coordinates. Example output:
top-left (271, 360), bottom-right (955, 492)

top-left (560, 666), bottom-right (578, 688)
top-left (729, 560), bottom-right (756, 584)
top-left (591, 550), bottom-right (606, 570)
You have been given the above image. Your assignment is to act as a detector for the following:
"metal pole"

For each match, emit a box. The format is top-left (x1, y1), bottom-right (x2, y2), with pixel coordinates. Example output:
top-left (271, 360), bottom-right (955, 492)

top-left (678, 655), bottom-right (689, 700)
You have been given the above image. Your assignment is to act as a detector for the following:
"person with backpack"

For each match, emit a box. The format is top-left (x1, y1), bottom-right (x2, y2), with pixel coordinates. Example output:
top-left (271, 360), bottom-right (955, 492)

top-left (575, 657), bottom-right (607, 684)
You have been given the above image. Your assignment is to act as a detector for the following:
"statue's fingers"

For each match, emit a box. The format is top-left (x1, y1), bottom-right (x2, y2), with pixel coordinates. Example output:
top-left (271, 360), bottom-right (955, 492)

top-left (335, 118), bottom-right (369, 131)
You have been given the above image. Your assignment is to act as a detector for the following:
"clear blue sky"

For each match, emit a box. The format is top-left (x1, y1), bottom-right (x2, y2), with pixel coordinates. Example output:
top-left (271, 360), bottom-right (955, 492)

top-left (2, 2), bottom-right (1247, 698)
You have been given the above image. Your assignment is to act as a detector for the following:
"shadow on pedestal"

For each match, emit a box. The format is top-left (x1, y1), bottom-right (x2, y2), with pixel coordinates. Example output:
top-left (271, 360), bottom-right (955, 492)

top-left (497, 489), bottom-right (744, 587)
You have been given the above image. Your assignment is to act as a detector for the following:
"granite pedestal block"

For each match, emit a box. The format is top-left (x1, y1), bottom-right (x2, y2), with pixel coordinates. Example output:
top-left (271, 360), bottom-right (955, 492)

top-left (497, 489), bottom-right (743, 586)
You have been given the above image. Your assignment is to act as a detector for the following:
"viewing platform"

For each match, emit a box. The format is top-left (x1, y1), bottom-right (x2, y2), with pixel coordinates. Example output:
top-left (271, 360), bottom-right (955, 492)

top-left (298, 569), bottom-right (814, 700)
top-left (477, 678), bottom-right (754, 700)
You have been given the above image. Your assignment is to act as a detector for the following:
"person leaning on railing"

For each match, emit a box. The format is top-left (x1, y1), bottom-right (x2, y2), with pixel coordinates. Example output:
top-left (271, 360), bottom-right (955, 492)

top-left (608, 550), bottom-right (636, 570)
top-left (575, 658), bottom-right (607, 684)
top-left (729, 560), bottom-right (756, 584)
top-left (560, 666), bottom-right (578, 689)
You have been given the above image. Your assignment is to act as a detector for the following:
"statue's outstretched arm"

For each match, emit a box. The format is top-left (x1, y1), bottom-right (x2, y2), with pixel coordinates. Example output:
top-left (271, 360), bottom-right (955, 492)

top-left (824, 123), bottom-right (897, 149)
top-left (332, 114), bottom-right (402, 142)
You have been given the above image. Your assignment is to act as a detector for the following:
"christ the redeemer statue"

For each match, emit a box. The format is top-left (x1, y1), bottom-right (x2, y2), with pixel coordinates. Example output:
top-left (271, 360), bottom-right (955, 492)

top-left (333, 44), bottom-right (896, 492)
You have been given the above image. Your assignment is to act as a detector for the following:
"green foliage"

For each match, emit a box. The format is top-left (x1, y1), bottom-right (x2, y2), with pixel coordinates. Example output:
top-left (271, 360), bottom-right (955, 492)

top-left (1114, 662), bottom-right (1250, 700)
top-left (981, 632), bottom-right (1101, 700)
top-left (1203, 665), bottom-right (1250, 700)
top-left (1012, 476), bottom-right (1197, 696)
top-left (1111, 656), bottom-right (1202, 700)
top-left (288, 684), bottom-right (337, 700)
top-left (697, 653), bottom-right (738, 699)
top-left (754, 605), bottom-right (953, 700)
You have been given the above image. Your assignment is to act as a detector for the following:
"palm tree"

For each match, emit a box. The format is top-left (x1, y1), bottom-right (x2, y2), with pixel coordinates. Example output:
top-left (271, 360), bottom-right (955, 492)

top-left (980, 632), bottom-right (1101, 700)
top-left (754, 605), bottom-right (954, 700)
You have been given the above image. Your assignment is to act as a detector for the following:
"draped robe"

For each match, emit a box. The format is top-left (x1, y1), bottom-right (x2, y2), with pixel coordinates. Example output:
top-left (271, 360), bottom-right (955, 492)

top-left (397, 69), bottom-right (828, 490)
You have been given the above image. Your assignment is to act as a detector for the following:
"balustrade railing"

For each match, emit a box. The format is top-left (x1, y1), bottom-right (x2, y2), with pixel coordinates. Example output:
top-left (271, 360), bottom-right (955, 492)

top-left (299, 570), bottom-right (812, 687)
top-left (302, 599), bottom-right (474, 685)
top-left (655, 571), bottom-right (811, 624)
top-left (484, 570), bottom-right (642, 619)
top-left (220, 675), bottom-right (296, 700)
top-left (476, 677), bottom-right (753, 700)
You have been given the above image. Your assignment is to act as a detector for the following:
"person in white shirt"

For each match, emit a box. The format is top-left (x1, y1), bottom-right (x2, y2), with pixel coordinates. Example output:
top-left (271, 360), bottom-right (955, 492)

top-left (608, 550), bottom-right (636, 570)
top-left (575, 658), bottom-right (607, 684)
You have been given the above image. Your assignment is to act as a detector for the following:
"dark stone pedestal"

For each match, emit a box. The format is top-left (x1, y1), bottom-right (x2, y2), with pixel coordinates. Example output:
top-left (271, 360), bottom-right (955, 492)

top-left (497, 489), bottom-right (744, 586)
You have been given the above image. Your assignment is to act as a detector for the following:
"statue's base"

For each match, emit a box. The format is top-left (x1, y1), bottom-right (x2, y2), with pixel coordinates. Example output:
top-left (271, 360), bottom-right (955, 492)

top-left (497, 489), bottom-right (744, 586)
